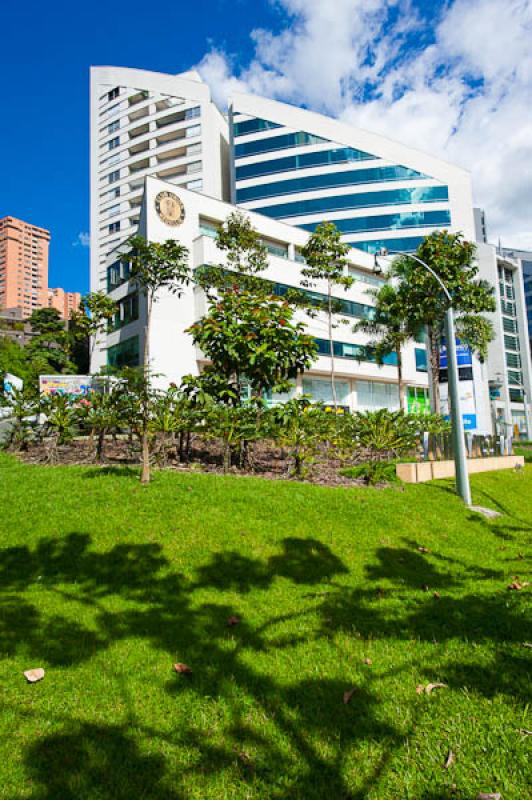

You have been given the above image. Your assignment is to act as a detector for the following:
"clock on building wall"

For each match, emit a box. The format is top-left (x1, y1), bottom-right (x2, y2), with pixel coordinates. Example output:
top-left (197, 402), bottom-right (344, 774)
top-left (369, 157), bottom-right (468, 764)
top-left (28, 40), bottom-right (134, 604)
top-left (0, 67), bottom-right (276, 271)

top-left (155, 191), bottom-right (185, 226)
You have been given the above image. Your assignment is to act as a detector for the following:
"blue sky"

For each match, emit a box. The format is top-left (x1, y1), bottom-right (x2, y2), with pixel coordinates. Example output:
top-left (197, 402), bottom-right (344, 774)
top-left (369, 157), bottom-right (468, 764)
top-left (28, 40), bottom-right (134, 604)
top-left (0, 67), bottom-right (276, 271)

top-left (0, 0), bottom-right (280, 294)
top-left (2, 0), bottom-right (530, 296)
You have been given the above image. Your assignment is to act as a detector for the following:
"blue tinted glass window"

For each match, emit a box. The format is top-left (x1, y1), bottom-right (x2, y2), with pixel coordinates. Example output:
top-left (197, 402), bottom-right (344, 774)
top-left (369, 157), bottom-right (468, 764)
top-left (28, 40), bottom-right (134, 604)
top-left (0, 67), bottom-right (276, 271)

top-left (300, 210), bottom-right (451, 236)
top-left (235, 146), bottom-right (377, 179)
top-left (236, 165), bottom-right (429, 202)
top-left (315, 338), bottom-right (398, 365)
top-left (250, 187), bottom-right (449, 219)
top-left (272, 282), bottom-right (374, 320)
top-left (233, 117), bottom-right (283, 137)
top-left (347, 236), bottom-right (427, 254)
top-left (415, 348), bottom-right (428, 372)
top-left (234, 131), bottom-right (329, 157)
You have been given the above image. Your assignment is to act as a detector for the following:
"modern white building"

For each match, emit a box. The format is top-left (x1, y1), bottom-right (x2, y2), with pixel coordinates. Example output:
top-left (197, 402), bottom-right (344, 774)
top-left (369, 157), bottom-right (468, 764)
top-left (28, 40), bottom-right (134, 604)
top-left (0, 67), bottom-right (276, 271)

top-left (90, 67), bottom-right (230, 296)
top-left (230, 93), bottom-right (476, 254)
top-left (89, 68), bottom-right (512, 433)
top-left (476, 244), bottom-right (532, 438)
top-left (94, 176), bottom-right (432, 414)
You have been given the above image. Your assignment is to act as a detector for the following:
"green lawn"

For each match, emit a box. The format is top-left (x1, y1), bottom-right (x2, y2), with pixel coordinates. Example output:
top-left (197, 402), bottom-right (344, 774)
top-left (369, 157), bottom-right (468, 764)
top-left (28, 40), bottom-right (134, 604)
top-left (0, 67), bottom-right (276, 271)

top-left (0, 454), bottom-right (530, 800)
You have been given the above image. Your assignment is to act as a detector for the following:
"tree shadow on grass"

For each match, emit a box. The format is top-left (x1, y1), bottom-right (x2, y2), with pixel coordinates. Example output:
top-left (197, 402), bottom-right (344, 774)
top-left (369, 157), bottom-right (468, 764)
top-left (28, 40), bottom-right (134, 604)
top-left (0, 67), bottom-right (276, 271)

top-left (25, 722), bottom-right (184, 800)
top-left (1, 530), bottom-right (530, 798)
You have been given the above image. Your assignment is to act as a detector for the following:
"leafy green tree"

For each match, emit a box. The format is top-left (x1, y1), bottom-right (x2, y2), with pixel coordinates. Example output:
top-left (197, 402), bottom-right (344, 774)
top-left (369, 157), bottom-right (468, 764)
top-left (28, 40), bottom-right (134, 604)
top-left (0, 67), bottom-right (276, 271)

top-left (27, 308), bottom-right (75, 375)
top-left (354, 284), bottom-right (420, 411)
top-left (70, 291), bottom-right (118, 370)
top-left (391, 231), bottom-right (495, 410)
top-left (301, 223), bottom-right (352, 408)
top-left (0, 336), bottom-right (31, 389)
top-left (215, 211), bottom-right (269, 277)
top-left (192, 212), bottom-right (317, 404)
top-left (188, 288), bottom-right (317, 403)
top-left (123, 236), bottom-right (191, 484)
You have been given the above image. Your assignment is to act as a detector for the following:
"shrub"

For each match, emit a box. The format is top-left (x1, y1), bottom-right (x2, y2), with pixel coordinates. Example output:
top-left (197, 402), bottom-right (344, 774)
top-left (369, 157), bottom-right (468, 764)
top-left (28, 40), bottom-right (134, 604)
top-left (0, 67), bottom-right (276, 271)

top-left (272, 398), bottom-right (334, 478)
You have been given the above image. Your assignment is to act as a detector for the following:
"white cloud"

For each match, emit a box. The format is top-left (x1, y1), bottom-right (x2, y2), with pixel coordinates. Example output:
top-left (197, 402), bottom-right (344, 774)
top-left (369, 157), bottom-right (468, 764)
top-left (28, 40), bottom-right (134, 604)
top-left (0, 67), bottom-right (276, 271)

top-left (197, 0), bottom-right (532, 249)
top-left (73, 231), bottom-right (90, 248)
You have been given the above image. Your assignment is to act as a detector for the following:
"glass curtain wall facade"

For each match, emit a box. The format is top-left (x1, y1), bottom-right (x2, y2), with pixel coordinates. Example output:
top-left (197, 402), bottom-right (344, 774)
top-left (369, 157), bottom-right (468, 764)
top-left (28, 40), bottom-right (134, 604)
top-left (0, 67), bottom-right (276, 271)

top-left (231, 109), bottom-right (452, 254)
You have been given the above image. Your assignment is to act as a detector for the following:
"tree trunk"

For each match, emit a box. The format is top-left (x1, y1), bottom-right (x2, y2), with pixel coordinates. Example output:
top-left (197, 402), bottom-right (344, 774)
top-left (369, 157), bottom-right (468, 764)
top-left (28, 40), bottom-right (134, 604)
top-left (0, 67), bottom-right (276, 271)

top-left (427, 326), bottom-right (441, 414)
top-left (223, 440), bottom-right (231, 473)
top-left (140, 297), bottom-right (152, 484)
top-left (328, 280), bottom-right (337, 409)
top-left (96, 429), bottom-right (105, 463)
top-left (397, 348), bottom-right (406, 412)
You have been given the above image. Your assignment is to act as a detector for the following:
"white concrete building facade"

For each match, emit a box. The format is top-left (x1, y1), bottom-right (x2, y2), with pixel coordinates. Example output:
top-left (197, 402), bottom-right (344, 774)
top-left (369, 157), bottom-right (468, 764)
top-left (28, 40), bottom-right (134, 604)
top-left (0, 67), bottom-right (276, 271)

top-left (96, 177), bottom-right (431, 413)
top-left (90, 67), bottom-right (230, 297)
top-left (89, 68), bottom-right (512, 433)
top-left (477, 244), bottom-right (532, 438)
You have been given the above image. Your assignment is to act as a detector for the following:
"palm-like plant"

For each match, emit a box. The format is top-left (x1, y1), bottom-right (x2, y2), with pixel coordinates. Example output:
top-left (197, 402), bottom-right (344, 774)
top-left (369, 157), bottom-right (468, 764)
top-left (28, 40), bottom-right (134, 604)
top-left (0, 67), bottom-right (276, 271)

top-left (354, 283), bottom-right (420, 411)
top-left (3, 387), bottom-right (38, 451)
top-left (77, 389), bottom-right (124, 462)
top-left (40, 394), bottom-right (78, 461)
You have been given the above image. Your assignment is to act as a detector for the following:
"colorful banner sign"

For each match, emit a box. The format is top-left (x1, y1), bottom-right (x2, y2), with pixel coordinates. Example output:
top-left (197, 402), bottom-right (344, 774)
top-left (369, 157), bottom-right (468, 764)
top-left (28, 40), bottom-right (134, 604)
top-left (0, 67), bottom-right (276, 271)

top-left (39, 375), bottom-right (94, 397)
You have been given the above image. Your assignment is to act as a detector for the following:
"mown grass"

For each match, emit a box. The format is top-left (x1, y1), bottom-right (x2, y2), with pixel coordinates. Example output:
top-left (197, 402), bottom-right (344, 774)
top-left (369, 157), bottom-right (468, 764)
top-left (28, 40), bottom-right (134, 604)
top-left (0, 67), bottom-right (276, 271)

top-left (0, 453), bottom-right (530, 799)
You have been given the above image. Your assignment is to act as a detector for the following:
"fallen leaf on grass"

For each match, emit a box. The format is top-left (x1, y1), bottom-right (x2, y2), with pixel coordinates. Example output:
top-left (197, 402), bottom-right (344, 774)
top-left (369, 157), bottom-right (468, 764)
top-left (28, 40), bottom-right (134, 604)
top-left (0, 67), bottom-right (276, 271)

top-left (343, 687), bottom-right (357, 704)
top-left (363, 657), bottom-right (373, 666)
top-left (233, 747), bottom-right (254, 771)
top-left (24, 668), bottom-right (45, 683)
top-left (416, 682), bottom-right (447, 695)
top-left (443, 749), bottom-right (455, 769)
top-left (173, 662), bottom-right (192, 675)
top-left (227, 615), bottom-right (240, 626)
top-left (433, 592), bottom-right (441, 600)
top-left (476, 793), bottom-right (501, 800)
top-left (507, 581), bottom-right (528, 590)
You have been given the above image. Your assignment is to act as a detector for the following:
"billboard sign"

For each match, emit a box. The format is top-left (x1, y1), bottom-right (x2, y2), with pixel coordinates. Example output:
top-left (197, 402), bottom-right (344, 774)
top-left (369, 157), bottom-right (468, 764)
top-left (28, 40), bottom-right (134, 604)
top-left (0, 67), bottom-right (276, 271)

top-left (440, 339), bottom-right (472, 369)
top-left (39, 375), bottom-right (94, 397)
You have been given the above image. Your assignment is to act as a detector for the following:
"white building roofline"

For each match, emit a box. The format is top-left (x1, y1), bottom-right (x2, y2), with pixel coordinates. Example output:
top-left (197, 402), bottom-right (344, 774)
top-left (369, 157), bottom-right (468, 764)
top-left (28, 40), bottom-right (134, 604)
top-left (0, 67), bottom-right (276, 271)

top-left (229, 92), bottom-right (472, 184)
top-left (90, 66), bottom-right (212, 103)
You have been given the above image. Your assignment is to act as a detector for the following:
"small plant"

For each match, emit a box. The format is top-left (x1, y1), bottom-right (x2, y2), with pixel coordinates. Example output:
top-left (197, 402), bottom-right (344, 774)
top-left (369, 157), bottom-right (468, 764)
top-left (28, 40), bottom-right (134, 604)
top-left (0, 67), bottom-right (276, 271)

top-left (76, 386), bottom-right (126, 462)
top-left (203, 401), bottom-right (268, 473)
top-left (2, 388), bottom-right (38, 451)
top-left (40, 393), bottom-right (79, 461)
top-left (340, 461), bottom-right (401, 486)
top-left (272, 398), bottom-right (334, 478)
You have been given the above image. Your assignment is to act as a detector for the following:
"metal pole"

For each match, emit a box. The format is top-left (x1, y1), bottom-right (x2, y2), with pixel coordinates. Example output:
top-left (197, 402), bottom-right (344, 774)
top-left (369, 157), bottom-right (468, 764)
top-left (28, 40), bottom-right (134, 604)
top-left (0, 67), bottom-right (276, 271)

top-left (444, 306), bottom-right (472, 505)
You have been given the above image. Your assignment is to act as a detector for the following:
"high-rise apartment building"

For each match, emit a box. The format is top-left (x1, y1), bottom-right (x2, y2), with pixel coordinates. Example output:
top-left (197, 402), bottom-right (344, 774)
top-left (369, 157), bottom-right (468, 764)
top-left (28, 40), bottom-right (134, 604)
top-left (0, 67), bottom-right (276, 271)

top-left (0, 216), bottom-right (50, 317)
top-left (90, 67), bottom-right (230, 295)
top-left (47, 287), bottom-right (82, 319)
top-left (230, 93), bottom-right (476, 253)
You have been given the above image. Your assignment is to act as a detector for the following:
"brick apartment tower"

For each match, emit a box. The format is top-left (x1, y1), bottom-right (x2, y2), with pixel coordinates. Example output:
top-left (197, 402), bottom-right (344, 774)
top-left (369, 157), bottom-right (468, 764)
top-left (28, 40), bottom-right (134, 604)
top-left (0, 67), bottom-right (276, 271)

top-left (0, 216), bottom-right (50, 317)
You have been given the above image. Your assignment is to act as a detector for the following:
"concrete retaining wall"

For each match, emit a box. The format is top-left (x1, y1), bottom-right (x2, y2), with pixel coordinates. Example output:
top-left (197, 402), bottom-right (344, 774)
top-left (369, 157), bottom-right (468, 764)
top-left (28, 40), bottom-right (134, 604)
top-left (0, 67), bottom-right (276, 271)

top-left (396, 455), bottom-right (525, 483)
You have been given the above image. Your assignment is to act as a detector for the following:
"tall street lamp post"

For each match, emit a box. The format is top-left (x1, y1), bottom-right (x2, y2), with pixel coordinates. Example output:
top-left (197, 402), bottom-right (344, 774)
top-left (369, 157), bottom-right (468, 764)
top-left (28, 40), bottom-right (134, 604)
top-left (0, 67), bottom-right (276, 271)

top-left (374, 248), bottom-right (472, 506)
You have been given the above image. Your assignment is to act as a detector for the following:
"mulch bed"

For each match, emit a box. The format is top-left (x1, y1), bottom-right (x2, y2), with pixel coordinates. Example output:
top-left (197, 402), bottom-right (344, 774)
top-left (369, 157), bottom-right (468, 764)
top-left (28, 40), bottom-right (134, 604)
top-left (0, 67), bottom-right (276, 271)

top-left (11, 435), bottom-right (387, 489)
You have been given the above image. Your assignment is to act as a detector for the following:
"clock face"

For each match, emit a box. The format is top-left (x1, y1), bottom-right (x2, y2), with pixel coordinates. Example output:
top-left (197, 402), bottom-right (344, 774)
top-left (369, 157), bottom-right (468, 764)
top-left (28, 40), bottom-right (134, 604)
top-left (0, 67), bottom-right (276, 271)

top-left (155, 191), bottom-right (185, 226)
